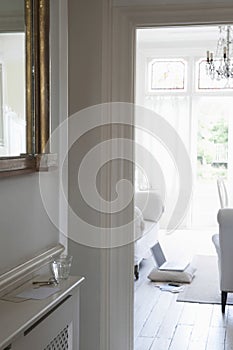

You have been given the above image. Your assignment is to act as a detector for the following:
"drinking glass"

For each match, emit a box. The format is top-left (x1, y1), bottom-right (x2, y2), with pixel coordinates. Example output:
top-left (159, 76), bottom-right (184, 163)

top-left (51, 255), bottom-right (73, 282)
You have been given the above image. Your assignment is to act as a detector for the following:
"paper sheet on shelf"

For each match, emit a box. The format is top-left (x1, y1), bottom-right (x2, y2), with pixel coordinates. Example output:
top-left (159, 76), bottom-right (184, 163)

top-left (16, 286), bottom-right (60, 300)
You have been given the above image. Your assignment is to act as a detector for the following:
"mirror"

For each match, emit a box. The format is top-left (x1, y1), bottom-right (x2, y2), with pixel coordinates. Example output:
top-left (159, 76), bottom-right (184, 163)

top-left (0, 0), bottom-right (50, 175)
top-left (0, 32), bottom-right (25, 156)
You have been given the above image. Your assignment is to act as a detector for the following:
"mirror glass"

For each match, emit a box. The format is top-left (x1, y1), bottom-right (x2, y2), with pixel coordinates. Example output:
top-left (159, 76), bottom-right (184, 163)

top-left (0, 33), bottom-right (25, 156)
top-left (0, 0), bottom-right (25, 157)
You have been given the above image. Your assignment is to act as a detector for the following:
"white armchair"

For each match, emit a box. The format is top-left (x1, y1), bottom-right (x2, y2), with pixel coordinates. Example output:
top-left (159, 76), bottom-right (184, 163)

top-left (213, 208), bottom-right (233, 313)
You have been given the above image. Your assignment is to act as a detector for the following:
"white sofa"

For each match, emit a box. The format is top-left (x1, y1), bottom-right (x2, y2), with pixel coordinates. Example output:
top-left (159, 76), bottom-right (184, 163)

top-left (134, 190), bottom-right (164, 279)
top-left (212, 208), bottom-right (233, 313)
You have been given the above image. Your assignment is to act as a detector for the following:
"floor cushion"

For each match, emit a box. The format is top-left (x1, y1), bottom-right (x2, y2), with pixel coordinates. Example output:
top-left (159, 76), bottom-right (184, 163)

top-left (148, 264), bottom-right (196, 283)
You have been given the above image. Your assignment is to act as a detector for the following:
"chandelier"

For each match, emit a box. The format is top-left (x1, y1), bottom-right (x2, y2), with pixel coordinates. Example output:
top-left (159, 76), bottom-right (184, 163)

top-left (206, 25), bottom-right (233, 80)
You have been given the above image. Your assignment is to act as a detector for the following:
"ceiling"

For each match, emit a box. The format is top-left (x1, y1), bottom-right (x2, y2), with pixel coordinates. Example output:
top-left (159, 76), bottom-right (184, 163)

top-left (137, 25), bottom-right (232, 50)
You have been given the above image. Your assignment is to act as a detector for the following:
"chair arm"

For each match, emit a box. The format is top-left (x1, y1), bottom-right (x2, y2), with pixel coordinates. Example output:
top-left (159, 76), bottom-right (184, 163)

top-left (217, 208), bottom-right (233, 228)
top-left (217, 208), bottom-right (233, 291)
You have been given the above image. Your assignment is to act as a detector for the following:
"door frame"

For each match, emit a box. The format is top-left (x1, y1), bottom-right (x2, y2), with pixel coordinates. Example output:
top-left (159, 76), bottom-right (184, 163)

top-left (99, 3), bottom-right (233, 349)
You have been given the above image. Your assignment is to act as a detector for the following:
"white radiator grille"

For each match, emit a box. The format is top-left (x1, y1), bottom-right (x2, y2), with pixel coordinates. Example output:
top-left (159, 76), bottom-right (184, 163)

top-left (44, 325), bottom-right (69, 350)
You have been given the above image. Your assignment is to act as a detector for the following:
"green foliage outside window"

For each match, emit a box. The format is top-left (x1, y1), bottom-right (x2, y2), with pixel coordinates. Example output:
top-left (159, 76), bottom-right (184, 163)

top-left (197, 118), bottom-right (228, 179)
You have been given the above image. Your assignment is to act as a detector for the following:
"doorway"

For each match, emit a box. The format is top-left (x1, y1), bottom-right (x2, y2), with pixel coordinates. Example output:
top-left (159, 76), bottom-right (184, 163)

top-left (134, 24), bottom-right (233, 348)
top-left (135, 25), bottom-right (233, 231)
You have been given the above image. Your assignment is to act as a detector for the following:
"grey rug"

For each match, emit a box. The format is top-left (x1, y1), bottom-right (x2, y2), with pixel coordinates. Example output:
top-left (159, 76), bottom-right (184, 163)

top-left (177, 255), bottom-right (233, 305)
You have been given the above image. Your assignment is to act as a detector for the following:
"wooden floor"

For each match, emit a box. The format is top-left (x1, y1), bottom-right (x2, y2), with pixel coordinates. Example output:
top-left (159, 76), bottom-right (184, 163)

top-left (134, 229), bottom-right (233, 350)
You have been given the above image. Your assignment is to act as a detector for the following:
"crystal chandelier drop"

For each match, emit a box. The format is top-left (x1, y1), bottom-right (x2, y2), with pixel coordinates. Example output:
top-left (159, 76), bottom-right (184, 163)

top-left (206, 25), bottom-right (233, 80)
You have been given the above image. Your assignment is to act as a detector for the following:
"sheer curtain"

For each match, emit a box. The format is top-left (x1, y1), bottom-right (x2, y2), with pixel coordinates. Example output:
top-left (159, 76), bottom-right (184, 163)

top-left (135, 95), bottom-right (191, 229)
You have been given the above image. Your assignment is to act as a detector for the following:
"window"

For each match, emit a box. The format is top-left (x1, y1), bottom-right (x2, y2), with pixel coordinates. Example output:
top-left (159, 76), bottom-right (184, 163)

top-left (197, 59), bottom-right (233, 90)
top-left (149, 59), bottom-right (186, 91)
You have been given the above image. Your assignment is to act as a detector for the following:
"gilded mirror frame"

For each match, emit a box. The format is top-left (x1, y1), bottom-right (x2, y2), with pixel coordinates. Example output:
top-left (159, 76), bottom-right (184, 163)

top-left (0, 0), bottom-right (50, 177)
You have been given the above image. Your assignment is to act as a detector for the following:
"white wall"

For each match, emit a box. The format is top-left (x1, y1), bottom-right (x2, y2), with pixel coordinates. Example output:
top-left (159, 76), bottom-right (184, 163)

top-left (0, 174), bottom-right (59, 274)
top-left (68, 1), bottom-right (103, 349)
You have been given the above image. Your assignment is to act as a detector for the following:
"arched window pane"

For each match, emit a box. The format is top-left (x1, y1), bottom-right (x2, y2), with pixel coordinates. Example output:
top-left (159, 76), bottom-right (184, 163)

top-left (149, 59), bottom-right (186, 90)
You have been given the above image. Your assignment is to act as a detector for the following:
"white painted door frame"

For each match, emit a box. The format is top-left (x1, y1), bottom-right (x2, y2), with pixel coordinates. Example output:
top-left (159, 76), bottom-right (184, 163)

top-left (101, 3), bottom-right (233, 350)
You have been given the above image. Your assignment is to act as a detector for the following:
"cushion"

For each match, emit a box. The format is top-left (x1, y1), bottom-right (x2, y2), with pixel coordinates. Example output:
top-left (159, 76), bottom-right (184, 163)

top-left (135, 191), bottom-right (164, 222)
top-left (147, 265), bottom-right (196, 283)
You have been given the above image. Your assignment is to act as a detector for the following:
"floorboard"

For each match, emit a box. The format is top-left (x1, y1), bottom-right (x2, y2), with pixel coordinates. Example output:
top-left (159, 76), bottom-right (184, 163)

top-left (134, 337), bottom-right (154, 350)
top-left (150, 336), bottom-right (172, 350)
top-left (169, 324), bottom-right (193, 350)
top-left (134, 229), bottom-right (233, 350)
